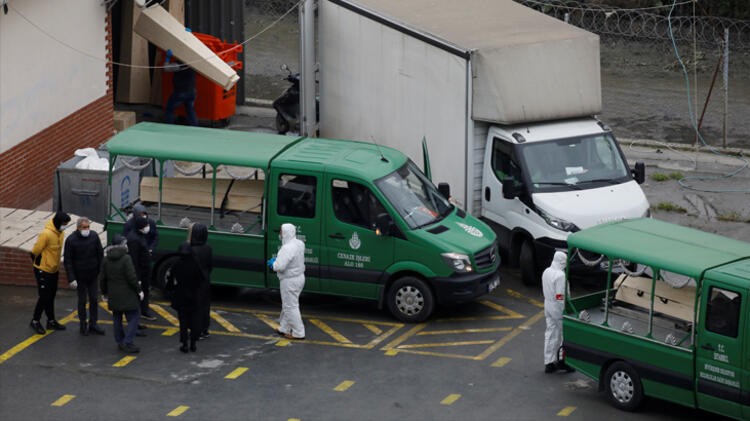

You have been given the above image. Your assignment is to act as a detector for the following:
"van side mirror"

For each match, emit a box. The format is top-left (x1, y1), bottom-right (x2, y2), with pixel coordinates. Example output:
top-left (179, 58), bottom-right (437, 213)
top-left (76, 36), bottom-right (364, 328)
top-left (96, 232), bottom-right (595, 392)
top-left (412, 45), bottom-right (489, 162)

top-left (438, 183), bottom-right (451, 200)
top-left (501, 179), bottom-right (522, 199)
top-left (632, 161), bottom-right (645, 184)
top-left (375, 213), bottom-right (394, 236)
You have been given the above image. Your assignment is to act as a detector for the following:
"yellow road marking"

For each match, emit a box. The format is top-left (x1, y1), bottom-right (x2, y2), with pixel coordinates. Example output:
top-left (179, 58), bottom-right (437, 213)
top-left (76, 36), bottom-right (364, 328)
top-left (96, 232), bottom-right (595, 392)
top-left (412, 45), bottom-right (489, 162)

top-left (381, 324), bottom-right (426, 353)
top-left (333, 380), bottom-right (355, 392)
top-left (256, 313), bottom-right (280, 331)
top-left (276, 339), bottom-right (291, 347)
top-left (113, 356), bottom-right (137, 367)
top-left (211, 310), bottom-right (240, 333)
top-left (398, 340), bottom-right (495, 349)
top-left (0, 311), bottom-right (76, 364)
top-left (505, 289), bottom-right (545, 308)
top-left (363, 324), bottom-right (383, 335)
top-left (491, 357), bottom-right (512, 367)
top-left (418, 327), bottom-right (512, 335)
top-left (51, 394), bottom-right (76, 407)
top-left (309, 319), bottom-right (352, 344)
top-left (162, 328), bottom-right (179, 336)
top-left (225, 367), bottom-right (249, 379)
top-left (99, 301), bottom-right (113, 315)
top-left (475, 310), bottom-right (545, 360)
top-left (478, 300), bottom-right (525, 318)
top-left (441, 394), bottom-right (461, 405)
top-left (167, 405), bottom-right (190, 417)
top-left (150, 304), bottom-right (179, 326)
top-left (384, 349), bottom-right (399, 356)
top-left (557, 406), bottom-right (577, 416)
top-left (288, 419), bottom-right (301, 421)
top-left (382, 349), bottom-right (479, 360)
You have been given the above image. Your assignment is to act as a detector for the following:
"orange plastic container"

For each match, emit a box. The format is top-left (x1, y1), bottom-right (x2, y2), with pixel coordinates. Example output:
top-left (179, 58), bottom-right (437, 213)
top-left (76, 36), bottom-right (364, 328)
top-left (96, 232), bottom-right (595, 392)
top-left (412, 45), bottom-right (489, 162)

top-left (161, 32), bottom-right (243, 126)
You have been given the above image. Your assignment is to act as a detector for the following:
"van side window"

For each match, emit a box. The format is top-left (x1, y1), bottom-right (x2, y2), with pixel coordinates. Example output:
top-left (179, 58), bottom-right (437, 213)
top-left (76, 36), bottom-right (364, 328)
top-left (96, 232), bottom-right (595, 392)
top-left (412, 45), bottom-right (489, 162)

top-left (277, 174), bottom-right (317, 218)
top-left (705, 286), bottom-right (741, 338)
top-left (491, 138), bottom-right (521, 182)
top-left (331, 179), bottom-right (386, 230)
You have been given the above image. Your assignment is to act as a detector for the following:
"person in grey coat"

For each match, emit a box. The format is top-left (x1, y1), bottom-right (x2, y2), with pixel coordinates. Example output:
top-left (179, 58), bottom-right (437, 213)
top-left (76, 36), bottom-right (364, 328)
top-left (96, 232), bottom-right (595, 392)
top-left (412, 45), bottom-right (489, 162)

top-left (99, 235), bottom-right (143, 353)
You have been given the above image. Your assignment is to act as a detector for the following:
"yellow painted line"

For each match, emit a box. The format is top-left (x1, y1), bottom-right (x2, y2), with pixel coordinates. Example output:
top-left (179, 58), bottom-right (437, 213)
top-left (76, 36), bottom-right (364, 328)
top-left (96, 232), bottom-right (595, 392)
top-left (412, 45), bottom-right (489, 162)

top-left (381, 348), bottom-right (480, 360)
top-left (505, 289), bottom-right (545, 309)
top-left (99, 301), bottom-right (113, 315)
top-left (0, 311), bottom-right (76, 364)
top-left (491, 357), bottom-right (512, 367)
top-left (475, 310), bottom-right (546, 360)
top-left (150, 303), bottom-right (179, 326)
top-left (309, 318), bottom-right (352, 344)
top-left (333, 380), bottom-right (355, 392)
top-left (384, 349), bottom-right (399, 356)
top-left (167, 405), bottom-right (190, 417)
top-left (207, 304), bottom-right (402, 327)
top-left (288, 419), bottom-right (301, 421)
top-left (441, 394), bottom-right (461, 405)
top-left (225, 367), bottom-right (249, 379)
top-left (113, 356), bottom-right (137, 367)
top-left (397, 340), bottom-right (495, 349)
top-left (418, 327), bottom-right (512, 335)
top-left (381, 324), bottom-right (426, 352)
top-left (478, 300), bottom-right (525, 318)
top-left (435, 315), bottom-right (526, 322)
top-left (256, 313), bottom-right (280, 331)
top-left (211, 310), bottom-right (240, 333)
top-left (363, 323), bottom-right (383, 335)
top-left (162, 327), bottom-right (179, 336)
top-left (51, 394), bottom-right (76, 407)
top-left (557, 406), bottom-right (577, 416)
top-left (276, 339), bottom-right (291, 347)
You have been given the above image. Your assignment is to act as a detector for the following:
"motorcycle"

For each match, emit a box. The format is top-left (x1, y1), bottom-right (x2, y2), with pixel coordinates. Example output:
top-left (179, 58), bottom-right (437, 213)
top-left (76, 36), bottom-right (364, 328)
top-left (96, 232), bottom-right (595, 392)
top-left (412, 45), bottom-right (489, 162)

top-left (272, 64), bottom-right (319, 135)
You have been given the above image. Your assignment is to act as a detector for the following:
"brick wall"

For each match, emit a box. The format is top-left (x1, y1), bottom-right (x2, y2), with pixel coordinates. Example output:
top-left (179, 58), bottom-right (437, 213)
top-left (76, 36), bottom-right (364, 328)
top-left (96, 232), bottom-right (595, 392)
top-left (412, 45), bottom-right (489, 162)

top-left (0, 248), bottom-right (69, 287)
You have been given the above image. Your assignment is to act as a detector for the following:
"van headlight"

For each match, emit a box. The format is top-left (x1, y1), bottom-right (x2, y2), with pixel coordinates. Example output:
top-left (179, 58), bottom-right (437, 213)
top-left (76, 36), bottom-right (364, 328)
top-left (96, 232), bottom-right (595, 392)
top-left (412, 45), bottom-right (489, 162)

top-left (538, 209), bottom-right (579, 232)
top-left (441, 252), bottom-right (473, 273)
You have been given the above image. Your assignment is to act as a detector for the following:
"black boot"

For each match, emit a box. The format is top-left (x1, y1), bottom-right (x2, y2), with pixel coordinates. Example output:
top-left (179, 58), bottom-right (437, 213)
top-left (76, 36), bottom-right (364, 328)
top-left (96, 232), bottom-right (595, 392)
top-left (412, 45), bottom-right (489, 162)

top-left (89, 325), bottom-right (105, 335)
top-left (190, 341), bottom-right (197, 352)
top-left (46, 320), bottom-right (66, 331)
top-left (544, 363), bottom-right (557, 373)
top-left (80, 324), bottom-right (89, 336)
top-left (179, 343), bottom-right (189, 353)
top-left (557, 362), bottom-right (576, 373)
top-left (30, 320), bottom-right (46, 335)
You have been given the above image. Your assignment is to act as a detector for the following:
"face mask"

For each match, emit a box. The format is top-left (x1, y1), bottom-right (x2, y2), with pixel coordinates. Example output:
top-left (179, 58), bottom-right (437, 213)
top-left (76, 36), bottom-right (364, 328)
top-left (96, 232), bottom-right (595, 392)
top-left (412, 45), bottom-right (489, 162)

top-left (60, 224), bottom-right (71, 231)
top-left (141, 225), bottom-right (151, 235)
top-left (142, 214), bottom-right (148, 219)
top-left (80, 229), bottom-right (90, 237)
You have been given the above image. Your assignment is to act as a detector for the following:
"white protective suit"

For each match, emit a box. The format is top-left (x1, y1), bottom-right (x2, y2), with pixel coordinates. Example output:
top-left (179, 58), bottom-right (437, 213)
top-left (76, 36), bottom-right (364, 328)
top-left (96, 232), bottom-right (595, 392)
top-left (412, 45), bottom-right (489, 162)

top-left (542, 251), bottom-right (567, 365)
top-left (272, 223), bottom-right (306, 338)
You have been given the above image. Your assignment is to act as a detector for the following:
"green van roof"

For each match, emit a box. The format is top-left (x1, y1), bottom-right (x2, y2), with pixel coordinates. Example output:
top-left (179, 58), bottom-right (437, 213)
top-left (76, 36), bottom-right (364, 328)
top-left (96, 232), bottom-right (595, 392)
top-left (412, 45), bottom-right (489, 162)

top-left (568, 218), bottom-right (750, 279)
top-left (106, 122), bottom-right (302, 168)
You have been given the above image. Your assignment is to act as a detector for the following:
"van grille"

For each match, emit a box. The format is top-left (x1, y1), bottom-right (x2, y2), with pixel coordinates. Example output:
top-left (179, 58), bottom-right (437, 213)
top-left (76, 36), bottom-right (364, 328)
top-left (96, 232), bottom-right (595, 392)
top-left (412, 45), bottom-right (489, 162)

top-left (475, 242), bottom-right (498, 270)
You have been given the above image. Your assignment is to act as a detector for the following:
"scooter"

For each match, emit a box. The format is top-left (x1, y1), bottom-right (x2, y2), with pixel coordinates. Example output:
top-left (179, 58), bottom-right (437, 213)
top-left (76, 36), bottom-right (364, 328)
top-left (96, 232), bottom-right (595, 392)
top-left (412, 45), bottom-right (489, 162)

top-left (272, 64), bottom-right (300, 134)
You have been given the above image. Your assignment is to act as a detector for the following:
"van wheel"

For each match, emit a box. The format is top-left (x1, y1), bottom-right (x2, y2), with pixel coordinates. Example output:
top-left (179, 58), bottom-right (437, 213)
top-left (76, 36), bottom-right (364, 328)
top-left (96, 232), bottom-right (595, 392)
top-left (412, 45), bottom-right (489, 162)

top-left (520, 240), bottom-right (539, 286)
top-left (155, 256), bottom-right (179, 291)
top-left (387, 277), bottom-right (434, 323)
top-left (605, 361), bottom-right (644, 411)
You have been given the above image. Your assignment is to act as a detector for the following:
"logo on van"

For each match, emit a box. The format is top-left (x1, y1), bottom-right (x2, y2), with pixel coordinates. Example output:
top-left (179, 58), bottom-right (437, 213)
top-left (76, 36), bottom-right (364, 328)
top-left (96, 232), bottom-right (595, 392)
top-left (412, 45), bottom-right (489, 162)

top-left (349, 232), bottom-right (361, 250)
top-left (457, 222), bottom-right (483, 238)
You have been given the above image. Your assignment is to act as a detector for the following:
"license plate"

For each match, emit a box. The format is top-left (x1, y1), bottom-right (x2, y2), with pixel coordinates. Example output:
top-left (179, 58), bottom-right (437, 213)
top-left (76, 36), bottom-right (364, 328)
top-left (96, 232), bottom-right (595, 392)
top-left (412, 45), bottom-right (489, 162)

top-left (487, 276), bottom-right (500, 293)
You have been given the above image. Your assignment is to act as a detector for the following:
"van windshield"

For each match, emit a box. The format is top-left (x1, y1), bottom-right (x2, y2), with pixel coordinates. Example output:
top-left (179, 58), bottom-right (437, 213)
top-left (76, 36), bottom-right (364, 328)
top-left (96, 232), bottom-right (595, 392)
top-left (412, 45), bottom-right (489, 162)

top-left (375, 160), bottom-right (452, 229)
top-left (518, 133), bottom-right (631, 193)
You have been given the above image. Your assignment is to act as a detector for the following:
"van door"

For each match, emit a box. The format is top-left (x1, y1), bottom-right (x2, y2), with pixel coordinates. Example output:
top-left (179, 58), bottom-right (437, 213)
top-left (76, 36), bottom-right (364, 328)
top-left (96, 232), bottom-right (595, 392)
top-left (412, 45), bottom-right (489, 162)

top-left (266, 170), bottom-right (321, 292)
top-left (481, 136), bottom-right (525, 233)
top-left (321, 176), bottom-right (394, 299)
top-left (695, 280), bottom-right (745, 419)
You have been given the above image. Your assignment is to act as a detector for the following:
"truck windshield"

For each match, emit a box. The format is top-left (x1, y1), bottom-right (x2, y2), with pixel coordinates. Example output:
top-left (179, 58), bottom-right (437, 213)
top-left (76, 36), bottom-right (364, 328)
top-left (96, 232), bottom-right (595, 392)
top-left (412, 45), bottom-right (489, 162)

top-left (375, 160), bottom-right (452, 229)
top-left (518, 133), bottom-right (631, 193)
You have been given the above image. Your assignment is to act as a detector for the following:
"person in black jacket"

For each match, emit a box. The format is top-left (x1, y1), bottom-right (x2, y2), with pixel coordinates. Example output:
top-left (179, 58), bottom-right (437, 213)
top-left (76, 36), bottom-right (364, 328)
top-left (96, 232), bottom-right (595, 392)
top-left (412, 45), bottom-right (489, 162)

top-left (63, 217), bottom-right (104, 336)
top-left (126, 217), bottom-right (156, 321)
top-left (122, 204), bottom-right (158, 256)
top-left (171, 242), bottom-right (203, 353)
top-left (188, 223), bottom-right (213, 339)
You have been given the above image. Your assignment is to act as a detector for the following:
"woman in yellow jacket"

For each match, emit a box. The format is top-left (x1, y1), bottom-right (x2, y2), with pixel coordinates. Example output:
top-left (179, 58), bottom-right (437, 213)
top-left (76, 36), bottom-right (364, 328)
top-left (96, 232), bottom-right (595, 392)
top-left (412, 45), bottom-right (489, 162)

top-left (29, 211), bottom-right (71, 334)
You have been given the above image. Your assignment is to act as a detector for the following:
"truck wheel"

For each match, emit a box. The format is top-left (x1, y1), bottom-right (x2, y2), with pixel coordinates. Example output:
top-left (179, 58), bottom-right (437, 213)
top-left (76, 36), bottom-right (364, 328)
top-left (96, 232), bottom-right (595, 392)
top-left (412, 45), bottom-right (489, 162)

top-left (276, 114), bottom-right (289, 134)
top-left (155, 256), bottom-right (179, 292)
top-left (605, 361), bottom-right (644, 412)
top-left (520, 240), bottom-right (539, 286)
top-left (387, 277), bottom-right (434, 323)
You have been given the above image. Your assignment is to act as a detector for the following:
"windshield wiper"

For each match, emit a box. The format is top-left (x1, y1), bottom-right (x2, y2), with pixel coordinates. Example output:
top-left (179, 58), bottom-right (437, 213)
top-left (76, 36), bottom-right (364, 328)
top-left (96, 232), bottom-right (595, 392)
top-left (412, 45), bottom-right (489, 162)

top-left (534, 181), bottom-right (583, 190)
top-left (577, 178), bottom-right (621, 186)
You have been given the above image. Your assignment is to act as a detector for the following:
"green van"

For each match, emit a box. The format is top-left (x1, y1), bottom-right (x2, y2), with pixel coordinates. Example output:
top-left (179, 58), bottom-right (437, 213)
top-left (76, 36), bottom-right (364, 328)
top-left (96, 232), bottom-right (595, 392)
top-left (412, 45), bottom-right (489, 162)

top-left (104, 123), bottom-right (499, 322)
top-left (562, 218), bottom-right (750, 419)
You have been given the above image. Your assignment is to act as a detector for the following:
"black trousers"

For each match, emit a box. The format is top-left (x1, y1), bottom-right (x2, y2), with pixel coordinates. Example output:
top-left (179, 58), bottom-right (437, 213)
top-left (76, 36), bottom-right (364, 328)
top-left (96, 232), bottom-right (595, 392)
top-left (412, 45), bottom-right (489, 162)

top-left (77, 275), bottom-right (99, 326)
top-left (32, 269), bottom-right (58, 322)
top-left (178, 308), bottom-right (201, 345)
top-left (139, 271), bottom-right (151, 315)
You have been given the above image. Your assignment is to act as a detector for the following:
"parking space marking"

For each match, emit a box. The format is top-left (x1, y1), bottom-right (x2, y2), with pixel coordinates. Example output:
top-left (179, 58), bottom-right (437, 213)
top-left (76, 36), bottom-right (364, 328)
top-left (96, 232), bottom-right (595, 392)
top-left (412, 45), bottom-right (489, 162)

top-left (440, 394), bottom-right (461, 405)
top-left (211, 311), bottom-right (241, 333)
top-left (398, 340), bottom-right (495, 349)
top-left (51, 394), bottom-right (76, 407)
top-left (113, 356), bottom-right (137, 367)
top-left (276, 339), bottom-right (291, 347)
top-left (225, 367), bottom-right (249, 379)
top-left (333, 380), bottom-right (355, 392)
top-left (491, 357), bottom-right (512, 367)
top-left (557, 406), bottom-right (577, 416)
top-left (167, 405), bottom-right (190, 417)
top-left (162, 328), bottom-right (179, 336)
top-left (255, 313), bottom-right (280, 331)
top-left (381, 324), bottom-right (426, 355)
top-left (477, 310), bottom-right (545, 360)
top-left (363, 324), bottom-right (383, 335)
top-left (418, 327), bottom-right (512, 335)
top-left (505, 289), bottom-right (545, 308)
top-left (150, 304), bottom-right (179, 326)
top-left (288, 418), bottom-right (301, 421)
top-left (0, 311), bottom-right (76, 365)
top-left (309, 319), bottom-right (352, 344)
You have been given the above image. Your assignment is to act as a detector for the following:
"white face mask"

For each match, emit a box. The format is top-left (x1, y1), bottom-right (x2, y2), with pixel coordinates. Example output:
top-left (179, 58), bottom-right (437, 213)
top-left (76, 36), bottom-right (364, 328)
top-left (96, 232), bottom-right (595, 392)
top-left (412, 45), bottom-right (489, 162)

top-left (80, 229), bottom-right (90, 237)
top-left (141, 225), bottom-right (151, 235)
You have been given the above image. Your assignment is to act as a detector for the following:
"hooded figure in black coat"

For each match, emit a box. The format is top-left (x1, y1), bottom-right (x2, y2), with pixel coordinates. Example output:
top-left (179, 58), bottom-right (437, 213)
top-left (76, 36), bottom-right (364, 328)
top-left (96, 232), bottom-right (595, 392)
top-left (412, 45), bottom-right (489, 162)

top-left (171, 242), bottom-right (203, 353)
top-left (188, 223), bottom-right (213, 338)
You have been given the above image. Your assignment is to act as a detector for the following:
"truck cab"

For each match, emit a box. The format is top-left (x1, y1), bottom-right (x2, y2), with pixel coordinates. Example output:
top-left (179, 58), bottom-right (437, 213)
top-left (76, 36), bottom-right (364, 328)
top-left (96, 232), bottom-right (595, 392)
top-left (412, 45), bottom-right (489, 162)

top-left (480, 118), bottom-right (649, 285)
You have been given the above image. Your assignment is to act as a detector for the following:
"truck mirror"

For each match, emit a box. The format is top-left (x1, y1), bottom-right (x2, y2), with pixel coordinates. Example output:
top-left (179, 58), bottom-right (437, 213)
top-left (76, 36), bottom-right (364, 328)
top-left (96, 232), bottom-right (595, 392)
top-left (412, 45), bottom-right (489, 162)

top-left (501, 178), bottom-right (521, 199)
top-left (438, 182), bottom-right (451, 200)
top-left (375, 213), bottom-right (393, 236)
top-left (632, 161), bottom-right (645, 184)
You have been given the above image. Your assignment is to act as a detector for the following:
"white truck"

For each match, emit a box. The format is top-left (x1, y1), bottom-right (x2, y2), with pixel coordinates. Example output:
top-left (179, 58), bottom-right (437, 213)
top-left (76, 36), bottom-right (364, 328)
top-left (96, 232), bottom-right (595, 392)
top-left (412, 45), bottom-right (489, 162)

top-left (308, 0), bottom-right (650, 285)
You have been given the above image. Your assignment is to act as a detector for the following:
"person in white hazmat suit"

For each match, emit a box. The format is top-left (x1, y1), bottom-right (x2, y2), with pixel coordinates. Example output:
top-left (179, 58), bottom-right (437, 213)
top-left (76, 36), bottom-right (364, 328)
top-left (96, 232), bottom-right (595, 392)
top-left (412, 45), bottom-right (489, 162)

top-left (268, 223), bottom-right (306, 340)
top-left (543, 251), bottom-right (575, 373)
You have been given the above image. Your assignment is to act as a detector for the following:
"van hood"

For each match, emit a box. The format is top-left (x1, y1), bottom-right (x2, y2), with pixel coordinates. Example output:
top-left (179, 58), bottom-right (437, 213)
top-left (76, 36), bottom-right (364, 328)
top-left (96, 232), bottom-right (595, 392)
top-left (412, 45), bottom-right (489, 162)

top-left (417, 211), bottom-right (496, 256)
top-left (533, 180), bottom-right (649, 230)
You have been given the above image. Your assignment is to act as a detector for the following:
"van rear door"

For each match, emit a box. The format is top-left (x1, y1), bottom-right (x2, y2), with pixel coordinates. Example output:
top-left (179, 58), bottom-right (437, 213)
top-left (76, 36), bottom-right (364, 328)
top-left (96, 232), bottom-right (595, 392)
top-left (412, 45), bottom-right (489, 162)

top-left (695, 279), bottom-right (745, 419)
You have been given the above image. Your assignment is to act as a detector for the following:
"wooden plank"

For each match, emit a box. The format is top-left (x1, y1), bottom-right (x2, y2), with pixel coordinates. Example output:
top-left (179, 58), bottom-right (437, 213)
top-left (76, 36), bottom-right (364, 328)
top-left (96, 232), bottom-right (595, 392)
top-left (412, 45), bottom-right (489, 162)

top-left (149, 1), bottom-right (184, 106)
top-left (614, 275), bottom-right (695, 323)
top-left (116, 0), bottom-right (151, 104)
top-left (140, 177), bottom-right (263, 211)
